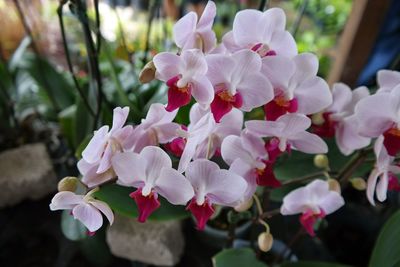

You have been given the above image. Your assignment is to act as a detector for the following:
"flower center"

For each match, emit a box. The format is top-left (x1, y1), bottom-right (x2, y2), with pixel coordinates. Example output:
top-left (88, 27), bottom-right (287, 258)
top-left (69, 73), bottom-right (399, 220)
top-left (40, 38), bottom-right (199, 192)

top-left (130, 188), bottom-right (161, 223)
top-left (251, 43), bottom-right (277, 57)
top-left (383, 126), bottom-right (400, 156)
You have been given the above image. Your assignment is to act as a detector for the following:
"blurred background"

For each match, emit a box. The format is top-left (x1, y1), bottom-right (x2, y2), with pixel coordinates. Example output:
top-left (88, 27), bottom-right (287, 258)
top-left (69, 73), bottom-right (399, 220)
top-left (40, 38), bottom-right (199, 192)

top-left (0, 0), bottom-right (400, 266)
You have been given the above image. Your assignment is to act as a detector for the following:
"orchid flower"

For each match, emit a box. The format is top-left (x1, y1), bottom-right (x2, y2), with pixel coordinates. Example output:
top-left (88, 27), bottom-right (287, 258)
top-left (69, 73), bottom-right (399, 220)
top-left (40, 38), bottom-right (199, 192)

top-left (246, 113), bottom-right (328, 154)
top-left (376, 70), bottom-right (400, 93)
top-left (177, 104), bottom-right (216, 172)
top-left (112, 146), bottom-right (194, 222)
top-left (261, 53), bottom-right (332, 121)
top-left (50, 191), bottom-right (114, 234)
top-left (355, 88), bottom-right (400, 156)
top-left (82, 107), bottom-right (133, 174)
top-left (153, 49), bottom-right (214, 112)
top-left (206, 49), bottom-right (273, 122)
top-left (77, 159), bottom-right (116, 188)
top-left (173, 1), bottom-right (217, 53)
top-left (313, 83), bottom-right (370, 155)
top-left (281, 179), bottom-right (344, 236)
top-left (221, 131), bottom-right (281, 189)
top-left (192, 104), bottom-right (244, 159)
top-left (222, 8), bottom-right (297, 58)
top-left (132, 103), bottom-right (180, 153)
top-left (185, 159), bottom-right (247, 230)
top-left (367, 136), bottom-right (400, 205)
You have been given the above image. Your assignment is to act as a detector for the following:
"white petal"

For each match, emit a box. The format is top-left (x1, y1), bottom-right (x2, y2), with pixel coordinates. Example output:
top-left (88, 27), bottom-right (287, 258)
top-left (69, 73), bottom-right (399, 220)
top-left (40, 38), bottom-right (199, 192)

top-left (376, 172), bottom-right (389, 202)
top-left (155, 167), bottom-right (194, 205)
top-left (153, 52), bottom-right (181, 81)
top-left (111, 152), bottom-right (146, 187)
top-left (72, 203), bottom-right (103, 232)
top-left (295, 76), bottom-right (332, 115)
top-left (90, 200), bottom-right (114, 225)
top-left (49, 191), bottom-right (83, 211)
top-left (173, 12), bottom-right (197, 48)
top-left (329, 83), bottom-right (352, 113)
top-left (367, 169), bottom-right (380, 206)
top-left (110, 107), bottom-right (129, 133)
top-left (290, 131), bottom-right (328, 154)
top-left (82, 126), bottom-right (109, 164)
top-left (140, 146), bottom-right (172, 184)
top-left (232, 9), bottom-right (264, 46)
top-left (221, 135), bottom-right (255, 166)
top-left (238, 73), bottom-right (274, 111)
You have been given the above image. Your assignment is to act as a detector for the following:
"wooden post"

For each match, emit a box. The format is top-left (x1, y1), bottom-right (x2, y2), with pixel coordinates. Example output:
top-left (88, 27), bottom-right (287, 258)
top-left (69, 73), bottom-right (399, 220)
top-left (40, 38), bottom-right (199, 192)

top-left (327, 0), bottom-right (391, 87)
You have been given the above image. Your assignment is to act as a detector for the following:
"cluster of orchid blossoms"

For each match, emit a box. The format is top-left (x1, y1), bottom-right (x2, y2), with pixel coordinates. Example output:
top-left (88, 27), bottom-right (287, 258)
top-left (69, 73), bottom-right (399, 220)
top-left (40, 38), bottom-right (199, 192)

top-left (50, 1), bottom-right (400, 241)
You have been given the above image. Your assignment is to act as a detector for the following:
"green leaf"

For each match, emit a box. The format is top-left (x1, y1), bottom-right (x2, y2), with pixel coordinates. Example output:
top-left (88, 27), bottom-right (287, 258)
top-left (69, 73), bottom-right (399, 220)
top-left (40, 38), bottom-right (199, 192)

top-left (61, 210), bottom-right (87, 241)
top-left (281, 261), bottom-right (352, 267)
top-left (369, 210), bottom-right (400, 267)
top-left (59, 105), bottom-right (77, 149)
top-left (212, 248), bottom-right (267, 267)
top-left (94, 184), bottom-right (189, 221)
top-left (22, 54), bottom-right (75, 110)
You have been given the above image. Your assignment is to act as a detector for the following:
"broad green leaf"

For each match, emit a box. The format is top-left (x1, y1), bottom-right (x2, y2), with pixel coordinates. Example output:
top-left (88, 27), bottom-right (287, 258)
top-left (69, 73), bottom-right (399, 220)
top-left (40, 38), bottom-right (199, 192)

top-left (281, 261), bottom-right (352, 267)
top-left (212, 248), bottom-right (267, 267)
top-left (369, 210), bottom-right (400, 267)
top-left (61, 210), bottom-right (87, 241)
top-left (94, 184), bottom-right (189, 221)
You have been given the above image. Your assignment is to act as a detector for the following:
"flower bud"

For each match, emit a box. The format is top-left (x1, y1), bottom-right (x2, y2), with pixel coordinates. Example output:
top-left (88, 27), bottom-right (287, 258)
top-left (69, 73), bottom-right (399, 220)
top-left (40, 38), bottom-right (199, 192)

top-left (234, 197), bottom-right (254, 212)
top-left (311, 112), bottom-right (325, 126)
top-left (314, 154), bottom-right (329, 169)
top-left (139, 60), bottom-right (156, 84)
top-left (258, 232), bottom-right (273, 252)
top-left (350, 177), bottom-right (367, 191)
top-left (328, 178), bottom-right (341, 194)
top-left (57, 176), bottom-right (78, 192)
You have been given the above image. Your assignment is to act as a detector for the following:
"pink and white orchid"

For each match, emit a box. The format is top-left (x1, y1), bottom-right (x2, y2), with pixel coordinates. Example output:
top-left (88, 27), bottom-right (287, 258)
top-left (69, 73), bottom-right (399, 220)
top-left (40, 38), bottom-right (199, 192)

top-left (112, 146), bottom-right (194, 222)
top-left (206, 49), bottom-right (273, 122)
top-left (376, 70), bottom-right (400, 93)
top-left (367, 136), bottom-right (400, 205)
top-left (153, 49), bottom-right (214, 112)
top-left (173, 1), bottom-right (217, 53)
top-left (222, 8), bottom-right (297, 58)
top-left (185, 159), bottom-right (247, 230)
top-left (81, 107), bottom-right (133, 174)
top-left (221, 131), bottom-right (280, 190)
top-left (50, 191), bottom-right (114, 233)
top-left (281, 179), bottom-right (344, 236)
top-left (312, 83), bottom-right (370, 155)
top-left (355, 88), bottom-right (400, 156)
top-left (132, 103), bottom-right (180, 153)
top-left (246, 113), bottom-right (328, 154)
top-left (261, 53), bottom-right (332, 121)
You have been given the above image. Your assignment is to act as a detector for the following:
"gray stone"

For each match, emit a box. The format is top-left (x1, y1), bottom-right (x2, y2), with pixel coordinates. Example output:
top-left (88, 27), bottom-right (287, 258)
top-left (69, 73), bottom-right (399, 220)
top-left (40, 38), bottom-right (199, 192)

top-left (106, 215), bottom-right (185, 266)
top-left (0, 143), bottom-right (57, 207)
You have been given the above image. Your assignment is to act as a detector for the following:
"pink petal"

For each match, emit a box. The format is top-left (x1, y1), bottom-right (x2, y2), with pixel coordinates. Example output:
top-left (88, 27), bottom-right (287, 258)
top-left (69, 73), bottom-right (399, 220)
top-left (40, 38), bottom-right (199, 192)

top-left (110, 107), bottom-right (129, 133)
top-left (295, 76), bottom-right (332, 115)
top-left (335, 116), bottom-right (370, 156)
top-left (231, 50), bottom-right (262, 79)
top-left (178, 135), bottom-right (200, 173)
top-left (191, 75), bottom-right (214, 106)
top-left (317, 191), bottom-right (345, 214)
top-left (377, 70), bottom-right (400, 93)
top-left (268, 30), bottom-right (297, 57)
top-left (291, 53), bottom-right (319, 83)
top-left (261, 55), bottom-right (295, 89)
top-left (72, 203), bottom-right (103, 232)
top-left (205, 54), bottom-right (235, 86)
top-left (81, 163), bottom-right (115, 188)
top-left (281, 186), bottom-right (309, 215)
top-left (181, 49), bottom-right (208, 76)
top-left (155, 167), bottom-right (194, 205)
top-left (238, 73), bottom-right (273, 111)
top-left (173, 12), bottom-right (197, 49)
top-left (111, 152), bottom-right (146, 187)
top-left (329, 83), bottom-right (352, 113)
top-left (185, 159), bottom-right (247, 206)
top-left (165, 82), bottom-right (192, 112)
top-left (221, 135), bottom-right (256, 166)
top-left (187, 198), bottom-right (214, 230)
top-left (376, 172), bottom-right (389, 202)
top-left (355, 93), bottom-right (397, 137)
top-left (82, 125), bottom-right (109, 164)
top-left (49, 191), bottom-right (83, 211)
top-left (367, 169), bottom-right (380, 205)
top-left (96, 143), bottom-right (113, 174)
top-left (156, 123), bottom-right (180, 143)
top-left (229, 158), bottom-right (257, 202)
top-left (130, 189), bottom-right (160, 223)
top-left (290, 131), bottom-right (328, 154)
top-left (232, 9), bottom-right (264, 46)
top-left (140, 146), bottom-right (172, 182)
top-left (145, 103), bottom-right (178, 125)
top-left (153, 52), bottom-right (181, 82)
top-left (90, 200), bottom-right (114, 225)
top-left (197, 1), bottom-right (216, 30)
